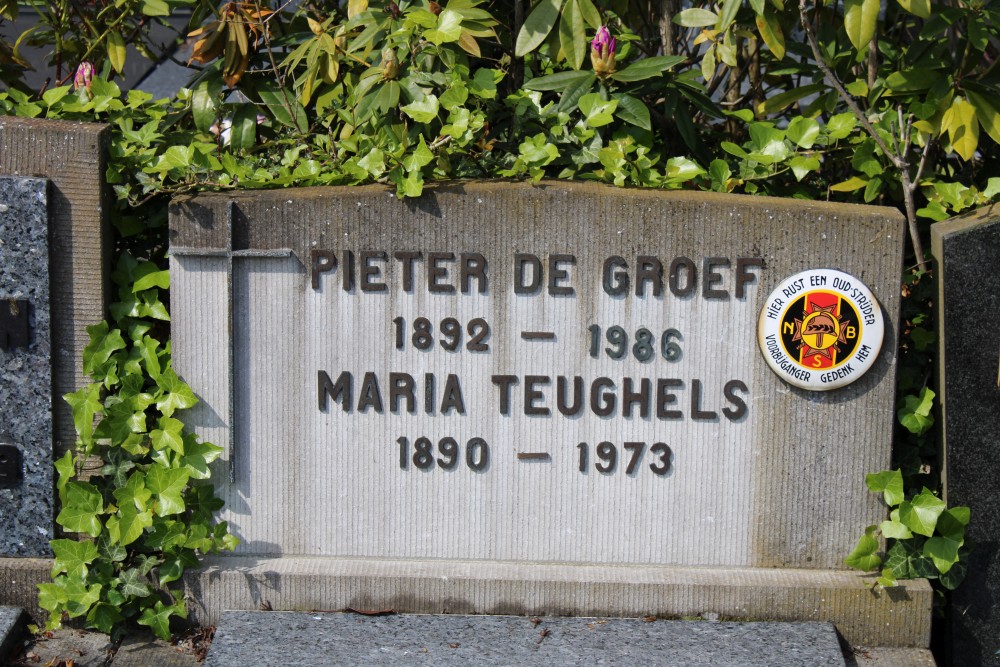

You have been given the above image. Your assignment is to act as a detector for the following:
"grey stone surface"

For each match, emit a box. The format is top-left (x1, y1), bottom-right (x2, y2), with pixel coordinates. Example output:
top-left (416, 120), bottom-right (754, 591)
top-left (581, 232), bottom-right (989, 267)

top-left (13, 627), bottom-right (112, 667)
top-left (932, 208), bottom-right (1000, 667)
top-left (0, 557), bottom-right (51, 623)
top-left (846, 647), bottom-right (937, 666)
top-left (0, 606), bottom-right (27, 663)
top-left (0, 117), bottom-right (111, 460)
top-left (170, 183), bottom-right (903, 570)
top-left (205, 612), bottom-right (847, 666)
top-left (183, 556), bottom-right (933, 649)
top-left (112, 634), bottom-right (203, 666)
top-left (0, 177), bottom-right (52, 557)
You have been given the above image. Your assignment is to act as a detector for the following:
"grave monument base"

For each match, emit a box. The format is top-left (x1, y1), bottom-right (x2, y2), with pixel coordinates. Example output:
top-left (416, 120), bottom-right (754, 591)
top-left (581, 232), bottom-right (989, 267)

top-left (182, 557), bottom-right (931, 648)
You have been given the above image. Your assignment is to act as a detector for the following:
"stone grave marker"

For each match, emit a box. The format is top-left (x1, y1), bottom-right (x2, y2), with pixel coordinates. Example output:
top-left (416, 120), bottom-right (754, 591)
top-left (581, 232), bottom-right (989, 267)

top-left (0, 177), bottom-right (51, 557)
top-left (0, 117), bottom-right (110, 621)
top-left (170, 182), bottom-right (929, 647)
top-left (932, 207), bottom-right (1000, 667)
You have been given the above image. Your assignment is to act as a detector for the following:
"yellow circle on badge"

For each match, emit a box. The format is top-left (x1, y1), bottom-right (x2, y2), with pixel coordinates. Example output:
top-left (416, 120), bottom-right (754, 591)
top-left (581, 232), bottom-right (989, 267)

top-left (757, 269), bottom-right (884, 391)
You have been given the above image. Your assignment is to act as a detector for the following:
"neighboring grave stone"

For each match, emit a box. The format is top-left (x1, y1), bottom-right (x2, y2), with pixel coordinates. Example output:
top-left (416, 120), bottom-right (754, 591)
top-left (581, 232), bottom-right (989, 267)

top-left (932, 208), bottom-right (1000, 667)
top-left (0, 177), bottom-right (52, 557)
top-left (171, 182), bottom-right (923, 646)
top-left (0, 117), bottom-right (111, 458)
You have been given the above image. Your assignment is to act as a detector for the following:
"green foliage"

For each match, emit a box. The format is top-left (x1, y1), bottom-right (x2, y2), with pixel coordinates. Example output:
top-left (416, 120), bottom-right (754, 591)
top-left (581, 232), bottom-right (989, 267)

top-left (845, 469), bottom-right (970, 590)
top-left (40, 253), bottom-right (238, 641)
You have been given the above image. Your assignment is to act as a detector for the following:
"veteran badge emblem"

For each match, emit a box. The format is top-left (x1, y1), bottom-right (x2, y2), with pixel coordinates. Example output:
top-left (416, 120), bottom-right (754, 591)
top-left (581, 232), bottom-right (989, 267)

top-left (757, 269), bottom-right (884, 391)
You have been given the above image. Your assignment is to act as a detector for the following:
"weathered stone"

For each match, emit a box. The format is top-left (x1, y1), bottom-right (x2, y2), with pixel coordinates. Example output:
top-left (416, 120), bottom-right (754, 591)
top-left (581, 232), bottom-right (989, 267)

top-left (0, 117), bottom-right (110, 458)
top-left (0, 177), bottom-right (52, 557)
top-left (171, 181), bottom-right (919, 646)
top-left (170, 182), bottom-right (903, 569)
top-left (204, 612), bottom-right (848, 667)
top-left (0, 606), bottom-right (27, 663)
top-left (183, 556), bottom-right (932, 648)
top-left (932, 208), bottom-right (1000, 667)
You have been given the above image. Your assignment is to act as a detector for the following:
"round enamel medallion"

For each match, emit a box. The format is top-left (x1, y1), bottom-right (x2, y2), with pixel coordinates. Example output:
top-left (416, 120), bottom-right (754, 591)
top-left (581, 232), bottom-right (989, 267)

top-left (757, 269), bottom-right (884, 391)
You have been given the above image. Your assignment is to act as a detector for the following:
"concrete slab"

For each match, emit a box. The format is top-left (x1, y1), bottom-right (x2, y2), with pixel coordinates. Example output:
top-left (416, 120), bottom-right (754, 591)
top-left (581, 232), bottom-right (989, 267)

top-left (847, 647), bottom-right (937, 666)
top-left (113, 633), bottom-right (203, 666)
top-left (205, 612), bottom-right (847, 666)
top-left (15, 627), bottom-right (112, 667)
top-left (184, 556), bottom-right (933, 649)
top-left (0, 606), bottom-right (27, 663)
top-left (0, 557), bottom-right (51, 624)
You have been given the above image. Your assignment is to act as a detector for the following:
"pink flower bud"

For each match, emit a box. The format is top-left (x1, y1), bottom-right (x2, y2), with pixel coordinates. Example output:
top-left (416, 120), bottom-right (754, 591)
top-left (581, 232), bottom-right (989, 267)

top-left (73, 61), bottom-right (94, 91)
top-left (590, 26), bottom-right (617, 76)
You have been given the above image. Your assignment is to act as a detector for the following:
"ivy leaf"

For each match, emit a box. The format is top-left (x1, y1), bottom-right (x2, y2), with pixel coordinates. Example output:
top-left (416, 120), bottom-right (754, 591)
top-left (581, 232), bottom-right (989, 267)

top-left (87, 602), bottom-right (124, 634)
top-left (155, 369), bottom-right (198, 418)
top-left (876, 567), bottom-right (898, 588)
top-left (113, 471), bottom-right (152, 511)
top-left (150, 416), bottom-right (185, 454)
top-left (180, 436), bottom-right (224, 479)
top-left (144, 519), bottom-right (188, 551)
top-left (924, 535), bottom-right (961, 574)
top-left (62, 579), bottom-right (102, 618)
top-left (38, 579), bottom-right (69, 617)
top-left (844, 526), bottom-right (881, 571)
top-left (57, 482), bottom-right (104, 537)
top-left (786, 116), bottom-right (820, 148)
top-left (898, 387), bottom-right (934, 435)
top-left (160, 549), bottom-right (199, 585)
top-left (107, 504), bottom-right (153, 546)
top-left (788, 156), bottom-right (820, 181)
top-left (578, 92), bottom-right (617, 127)
top-left (400, 94), bottom-right (440, 123)
top-left (50, 539), bottom-right (99, 579)
top-left (131, 262), bottom-right (169, 292)
top-left (469, 69), bottom-right (498, 99)
top-left (425, 9), bottom-right (463, 45)
top-left (187, 484), bottom-right (225, 524)
top-left (826, 112), bottom-right (857, 140)
top-left (843, 0), bottom-right (879, 51)
top-left (899, 488), bottom-right (946, 537)
top-left (865, 469), bottom-right (904, 506)
top-left (82, 322), bottom-right (126, 378)
top-left (936, 506), bottom-right (970, 541)
top-left (138, 599), bottom-right (187, 640)
top-left (96, 534), bottom-right (127, 563)
top-left (146, 466), bottom-right (191, 516)
top-left (939, 557), bottom-right (968, 590)
top-left (119, 568), bottom-right (152, 598)
top-left (55, 450), bottom-right (74, 492)
top-left (402, 136), bottom-right (434, 173)
top-left (515, 0), bottom-right (563, 56)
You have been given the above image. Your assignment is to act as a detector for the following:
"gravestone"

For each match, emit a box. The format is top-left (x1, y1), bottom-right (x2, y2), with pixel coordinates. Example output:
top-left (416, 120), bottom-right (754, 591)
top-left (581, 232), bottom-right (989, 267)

top-left (170, 182), bottom-right (930, 647)
top-left (0, 117), bottom-right (111, 619)
top-left (0, 177), bottom-right (52, 557)
top-left (932, 207), bottom-right (1000, 667)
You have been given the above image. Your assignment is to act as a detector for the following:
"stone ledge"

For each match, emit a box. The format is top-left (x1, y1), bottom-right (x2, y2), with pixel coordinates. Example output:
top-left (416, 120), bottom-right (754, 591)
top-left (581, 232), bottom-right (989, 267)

top-left (0, 558), bottom-right (51, 624)
top-left (183, 557), bottom-right (931, 648)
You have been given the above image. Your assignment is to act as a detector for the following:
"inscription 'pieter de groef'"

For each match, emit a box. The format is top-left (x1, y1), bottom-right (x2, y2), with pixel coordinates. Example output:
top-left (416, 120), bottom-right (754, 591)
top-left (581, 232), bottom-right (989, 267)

top-left (312, 249), bottom-right (764, 447)
top-left (310, 249), bottom-right (764, 299)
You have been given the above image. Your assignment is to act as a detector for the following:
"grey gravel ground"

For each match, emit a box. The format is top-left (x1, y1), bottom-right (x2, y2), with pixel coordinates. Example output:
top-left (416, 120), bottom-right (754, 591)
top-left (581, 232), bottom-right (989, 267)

top-left (1, 607), bottom-right (938, 666)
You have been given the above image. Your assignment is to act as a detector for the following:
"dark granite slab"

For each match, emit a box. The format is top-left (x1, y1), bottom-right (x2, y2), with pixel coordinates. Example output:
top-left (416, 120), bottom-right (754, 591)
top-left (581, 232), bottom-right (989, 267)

top-left (0, 177), bottom-right (52, 557)
top-left (204, 612), bottom-right (847, 666)
top-left (933, 208), bottom-right (1000, 667)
